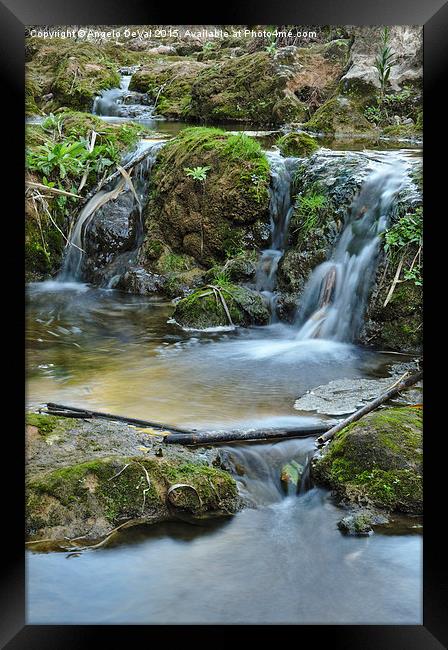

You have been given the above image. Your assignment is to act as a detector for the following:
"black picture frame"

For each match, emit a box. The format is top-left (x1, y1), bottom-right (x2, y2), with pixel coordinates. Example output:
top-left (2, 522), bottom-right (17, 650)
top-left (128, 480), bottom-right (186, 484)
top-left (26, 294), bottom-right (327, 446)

top-left (1, 0), bottom-right (445, 646)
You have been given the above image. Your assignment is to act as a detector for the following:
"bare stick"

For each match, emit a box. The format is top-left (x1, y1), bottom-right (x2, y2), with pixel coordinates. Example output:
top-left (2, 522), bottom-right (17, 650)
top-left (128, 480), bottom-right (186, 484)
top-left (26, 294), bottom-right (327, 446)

top-left (315, 369), bottom-right (423, 446)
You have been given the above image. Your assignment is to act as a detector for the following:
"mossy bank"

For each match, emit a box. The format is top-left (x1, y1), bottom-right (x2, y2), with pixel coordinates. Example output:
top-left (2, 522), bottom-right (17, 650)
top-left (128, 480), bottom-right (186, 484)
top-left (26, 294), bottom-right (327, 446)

top-left (26, 412), bottom-right (241, 547)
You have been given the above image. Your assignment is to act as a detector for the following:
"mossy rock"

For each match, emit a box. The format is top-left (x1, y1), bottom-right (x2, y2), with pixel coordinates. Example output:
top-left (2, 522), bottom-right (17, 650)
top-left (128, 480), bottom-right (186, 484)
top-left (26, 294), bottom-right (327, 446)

top-left (173, 284), bottom-right (270, 329)
top-left (143, 127), bottom-right (270, 269)
top-left (26, 455), bottom-right (239, 543)
top-left (26, 39), bottom-right (120, 112)
top-left (304, 96), bottom-right (374, 135)
top-left (311, 407), bottom-right (422, 513)
top-left (276, 132), bottom-right (319, 157)
top-left (187, 51), bottom-right (306, 125)
top-left (129, 58), bottom-right (207, 119)
top-left (26, 412), bottom-right (78, 445)
top-left (382, 123), bottom-right (421, 139)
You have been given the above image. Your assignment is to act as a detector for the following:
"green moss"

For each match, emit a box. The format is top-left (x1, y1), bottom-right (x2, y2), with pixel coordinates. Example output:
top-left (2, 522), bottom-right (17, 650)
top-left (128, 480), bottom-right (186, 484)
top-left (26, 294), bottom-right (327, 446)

top-left (173, 283), bottom-right (270, 329)
top-left (382, 123), bottom-right (421, 138)
top-left (26, 412), bottom-right (77, 444)
top-left (188, 52), bottom-right (305, 125)
top-left (276, 132), bottom-right (319, 157)
top-left (26, 455), bottom-right (239, 538)
top-left (26, 39), bottom-right (120, 112)
top-left (304, 96), bottom-right (373, 135)
top-left (312, 407), bottom-right (422, 513)
top-left (143, 127), bottom-right (270, 268)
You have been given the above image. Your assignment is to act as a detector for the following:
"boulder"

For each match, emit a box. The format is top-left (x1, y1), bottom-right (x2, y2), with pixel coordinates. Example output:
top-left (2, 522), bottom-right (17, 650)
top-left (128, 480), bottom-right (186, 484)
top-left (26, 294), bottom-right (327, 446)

top-left (172, 284), bottom-right (270, 329)
top-left (311, 407), bottom-right (423, 513)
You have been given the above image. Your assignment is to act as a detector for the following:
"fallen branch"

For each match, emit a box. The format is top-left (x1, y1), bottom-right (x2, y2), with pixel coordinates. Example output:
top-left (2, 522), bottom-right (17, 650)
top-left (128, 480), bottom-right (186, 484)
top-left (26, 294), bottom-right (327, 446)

top-left (315, 369), bottom-right (423, 446)
top-left (45, 402), bottom-right (200, 436)
top-left (80, 147), bottom-right (157, 206)
top-left (164, 423), bottom-right (334, 446)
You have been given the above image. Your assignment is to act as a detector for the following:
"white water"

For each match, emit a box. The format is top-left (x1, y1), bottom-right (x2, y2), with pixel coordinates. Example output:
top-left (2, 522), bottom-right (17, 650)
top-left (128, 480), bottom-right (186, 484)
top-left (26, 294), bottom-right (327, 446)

top-left (295, 165), bottom-right (405, 342)
top-left (93, 72), bottom-right (155, 120)
top-left (58, 140), bottom-right (165, 282)
top-left (255, 151), bottom-right (298, 316)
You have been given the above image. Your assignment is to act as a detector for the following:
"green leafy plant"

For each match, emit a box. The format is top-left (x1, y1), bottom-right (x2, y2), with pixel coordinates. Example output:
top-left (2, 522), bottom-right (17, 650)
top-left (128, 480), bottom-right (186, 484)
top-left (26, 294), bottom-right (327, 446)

top-left (184, 166), bottom-right (211, 182)
top-left (364, 105), bottom-right (383, 125)
top-left (375, 27), bottom-right (397, 101)
top-left (383, 207), bottom-right (423, 289)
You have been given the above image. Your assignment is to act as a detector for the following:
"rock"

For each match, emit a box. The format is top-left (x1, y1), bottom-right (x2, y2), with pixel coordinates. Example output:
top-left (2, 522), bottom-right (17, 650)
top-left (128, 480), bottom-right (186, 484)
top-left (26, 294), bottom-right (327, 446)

top-left (146, 45), bottom-right (177, 55)
top-left (303, 95), bottom-right (373, 135)
top-left (25, 412), bottom-right (241, 546)
top-left (337, 510), bottom-right (389, 536)
top-left (276, 132), bottom-right (319, 157)
top-left (26, 40), bottom-right (120, 112)
top-left (294, 375), bottom-right (423, 417)
top-left (142, 127), bottom-right (270, 269)
top-left (112, 267), bottom-right (166, 295)
top-left (280, 460), bottom-right (304, 495)
top-left (187, 51), bottom-right (307, 125)
top-left (129, 59), bottom-right (208, 119)
top-left (173, 284), bottom-right (270, 330)
top-left (341, 26), bottom-right (422, 94)
top-left (311, 406), bottom-right (423, 513)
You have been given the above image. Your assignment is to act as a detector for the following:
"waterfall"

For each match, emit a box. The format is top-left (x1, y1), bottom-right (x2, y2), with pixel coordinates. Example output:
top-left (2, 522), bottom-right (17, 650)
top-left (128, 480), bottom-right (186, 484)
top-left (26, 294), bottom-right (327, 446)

top-left (295, 165), bottom-right (405, 342)
top-left (58, 140), bottom-right (165, 283)
top-left (256, 152), bottom-right (298, 316)
top-left (93, 70), bottom-right (156, 120)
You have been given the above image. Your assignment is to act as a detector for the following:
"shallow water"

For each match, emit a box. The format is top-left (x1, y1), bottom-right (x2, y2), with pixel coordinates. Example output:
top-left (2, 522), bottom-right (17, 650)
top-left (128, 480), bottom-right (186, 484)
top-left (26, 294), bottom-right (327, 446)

top-left (27, 484), bottom-right (421, 624)
top-left (26, 282), bottom-right (402, 429)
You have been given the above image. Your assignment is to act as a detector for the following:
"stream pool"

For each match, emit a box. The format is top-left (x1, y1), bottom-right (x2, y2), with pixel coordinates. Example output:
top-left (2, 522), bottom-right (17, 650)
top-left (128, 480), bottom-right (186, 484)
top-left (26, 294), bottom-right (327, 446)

top-left (26, 282), bottom-right (422, 624)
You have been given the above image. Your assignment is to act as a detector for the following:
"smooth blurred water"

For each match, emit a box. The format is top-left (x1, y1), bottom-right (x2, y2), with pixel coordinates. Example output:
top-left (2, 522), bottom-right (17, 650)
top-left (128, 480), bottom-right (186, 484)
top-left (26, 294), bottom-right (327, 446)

top-left (27, 484), bottom-right (422, 624)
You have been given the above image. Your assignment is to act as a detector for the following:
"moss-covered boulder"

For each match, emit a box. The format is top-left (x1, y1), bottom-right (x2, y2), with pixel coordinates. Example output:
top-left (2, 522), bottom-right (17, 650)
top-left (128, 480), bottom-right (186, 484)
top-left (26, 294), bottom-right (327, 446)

top-left (142, 127), bottom-right (270, 270)
top-left (27, 455), bottom-right (239, 544)
top-left (128, 58), bottom-right (208, 119)
top-left (187, 51), bottom-right (306, 125)
top-left (303, 96), bottom-right (374, 135)
top-left (311, 407), bottom-right (423, 513)
top-left (25, 411), bottom-right (241, 545)
top-left (173, 284), bottom-right (270, 329)
top-left (276, 132), bottom-right (319, 157)
top-left (26, 39), bottom-right (120, 113)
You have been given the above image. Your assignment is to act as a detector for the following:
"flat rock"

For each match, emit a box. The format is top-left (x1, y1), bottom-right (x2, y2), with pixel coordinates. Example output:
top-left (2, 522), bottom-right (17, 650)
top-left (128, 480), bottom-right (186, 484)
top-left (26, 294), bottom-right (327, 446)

top-left (294, 374), bottom-right (422, 416)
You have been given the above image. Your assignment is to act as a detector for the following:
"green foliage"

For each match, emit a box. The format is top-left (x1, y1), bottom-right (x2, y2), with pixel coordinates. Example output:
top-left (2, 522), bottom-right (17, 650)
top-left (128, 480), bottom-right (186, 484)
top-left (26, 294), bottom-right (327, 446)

top-left (27, 138), bottom-right (118, 180)
top-left (384, 207), bottom-right (423, 285)
top-left (265, 40), bottom-right (278, 56)
top-left (292, 185), bottom-right (330, 242)
top-left (375, 27), bottom-right (397, 99)
top-left (184, 165), bottom-right (211, 182)
top-left (364, 105), bottom-right (383, 125)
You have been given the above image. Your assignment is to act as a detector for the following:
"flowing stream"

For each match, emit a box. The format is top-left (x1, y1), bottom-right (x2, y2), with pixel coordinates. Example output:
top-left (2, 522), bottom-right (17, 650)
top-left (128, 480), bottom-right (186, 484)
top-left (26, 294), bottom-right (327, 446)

top-left (26, 141), bottom-right (422, 624)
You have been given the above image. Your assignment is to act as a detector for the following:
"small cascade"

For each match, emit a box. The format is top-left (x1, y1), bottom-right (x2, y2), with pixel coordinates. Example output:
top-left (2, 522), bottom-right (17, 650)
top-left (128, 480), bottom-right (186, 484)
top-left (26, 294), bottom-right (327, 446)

top-left (294, 164), bottom-right (406, 343)
top-left (256, 152), bottom-right (299, 316)
top-left (93, 68), bottom-right (156, 120)
top-left (221, 438), bottom-right (316, 506)
top-left (58, 140), bottom-right (165, 284)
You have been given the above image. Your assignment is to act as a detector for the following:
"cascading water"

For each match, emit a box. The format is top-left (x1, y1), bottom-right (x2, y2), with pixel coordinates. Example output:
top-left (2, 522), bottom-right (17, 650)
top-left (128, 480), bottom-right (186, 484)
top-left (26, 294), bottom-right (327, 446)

top-left (294, 165), bottom-right (405, 342)
top-left (58, 140), bottom-right (165, 283)
top-left (256, 152), bottom-right (299, 316)
top-left (93, 69), bottom-right (156, 120)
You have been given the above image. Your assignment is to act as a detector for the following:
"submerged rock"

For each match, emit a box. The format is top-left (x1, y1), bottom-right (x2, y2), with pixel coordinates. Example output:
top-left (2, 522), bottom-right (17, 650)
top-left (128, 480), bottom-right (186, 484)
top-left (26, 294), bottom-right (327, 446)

top-left (337, 510), bottom-right (389, 536)
top-left (172, 284), bottom-right (270, 330)
top-left (311, 406), bottom-right (423, 514)
top-left (26, 412), bottom-right (241, 546)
